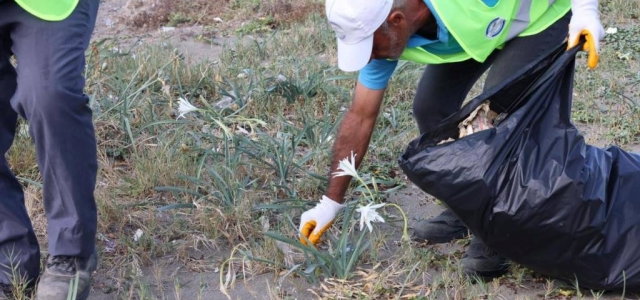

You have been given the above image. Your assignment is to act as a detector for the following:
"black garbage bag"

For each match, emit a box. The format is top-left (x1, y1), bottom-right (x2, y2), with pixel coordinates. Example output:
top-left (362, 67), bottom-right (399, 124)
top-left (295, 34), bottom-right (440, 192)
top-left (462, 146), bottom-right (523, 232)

top-left (398, 42), bottom-right (640, 291)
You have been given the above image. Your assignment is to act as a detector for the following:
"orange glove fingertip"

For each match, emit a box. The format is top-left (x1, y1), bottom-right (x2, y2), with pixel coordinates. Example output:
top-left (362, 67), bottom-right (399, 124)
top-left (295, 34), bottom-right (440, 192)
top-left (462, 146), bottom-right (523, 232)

top-left (587, 53), bottom-right (598, 69)
top-left (581, 30), bottom-right (599, 69)
top-left (300, 221), bottom-right (316, 245)
top-left (302, 220), bottom-right (335, 246)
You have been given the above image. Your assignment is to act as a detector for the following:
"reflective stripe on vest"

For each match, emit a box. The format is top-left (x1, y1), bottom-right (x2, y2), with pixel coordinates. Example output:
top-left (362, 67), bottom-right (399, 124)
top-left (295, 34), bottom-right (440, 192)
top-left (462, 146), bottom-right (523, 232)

top-left (507, 0), bottom-right (535, 41)
top-left (508, 0), bottom-right (560, 40)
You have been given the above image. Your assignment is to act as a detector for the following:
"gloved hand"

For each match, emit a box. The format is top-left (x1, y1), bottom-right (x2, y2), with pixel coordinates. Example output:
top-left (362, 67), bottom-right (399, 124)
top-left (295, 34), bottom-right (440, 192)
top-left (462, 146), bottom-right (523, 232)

top-left (568, 0), bottom-right (605, 69)
top-left (299, 195), bottom-right (344, 246)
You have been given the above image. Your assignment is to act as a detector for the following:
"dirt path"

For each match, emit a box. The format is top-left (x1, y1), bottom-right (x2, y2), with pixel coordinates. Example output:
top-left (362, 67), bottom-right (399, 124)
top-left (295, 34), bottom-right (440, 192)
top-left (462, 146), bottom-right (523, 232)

top-left (93, 0), bottom-right (227, 65)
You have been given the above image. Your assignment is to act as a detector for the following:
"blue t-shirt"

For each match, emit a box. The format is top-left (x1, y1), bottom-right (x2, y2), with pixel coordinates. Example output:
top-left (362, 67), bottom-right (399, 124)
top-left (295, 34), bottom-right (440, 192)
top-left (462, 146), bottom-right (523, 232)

top-left (358, 0), bottom-right (465, 90)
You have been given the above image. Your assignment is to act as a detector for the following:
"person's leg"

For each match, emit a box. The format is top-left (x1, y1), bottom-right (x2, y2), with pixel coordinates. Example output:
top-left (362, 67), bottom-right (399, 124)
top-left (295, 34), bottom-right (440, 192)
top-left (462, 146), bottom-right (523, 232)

top-left (0, 17), bottom-right (41, 289)
top-left (10, 0), bottom-right (99, 262)
top-left (411, 58), bottom-right (493, 244)
top-left (460, 12), bottom-right (572, 279)
top-left (410, 55), bottom-right (511, 279)
top-left (7, 0), bottom-right (100, 298)
top-left (412, 58), bottom-right (492, 134)
top-left (412, 12), bottom-right (572, 280)
top-left (414, 12), bottom-right (572, 133)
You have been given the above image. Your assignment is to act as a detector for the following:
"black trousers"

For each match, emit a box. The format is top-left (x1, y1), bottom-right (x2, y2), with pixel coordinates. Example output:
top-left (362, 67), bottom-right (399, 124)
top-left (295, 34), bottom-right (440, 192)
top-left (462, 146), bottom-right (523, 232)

top-left (413, 13), bottom-right (572, 134)
top-left (0, 0), bottom-right (99, 283)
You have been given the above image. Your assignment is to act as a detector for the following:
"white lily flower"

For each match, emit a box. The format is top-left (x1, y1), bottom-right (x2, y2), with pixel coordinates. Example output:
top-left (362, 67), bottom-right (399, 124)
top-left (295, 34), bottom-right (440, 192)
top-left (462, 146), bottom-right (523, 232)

top-left (133, 229), bottom-right (144, 242)
top-left (332, 151), bottom-right (359, 178)
top-left (177, 97), bottom-right (198, 119)
top-left (356, 202), bottom-right (385, 232)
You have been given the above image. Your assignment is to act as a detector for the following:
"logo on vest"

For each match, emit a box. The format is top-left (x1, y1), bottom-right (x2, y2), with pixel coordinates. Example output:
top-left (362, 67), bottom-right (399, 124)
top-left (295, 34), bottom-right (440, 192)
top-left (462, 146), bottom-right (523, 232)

top-left (486, 17), bottom-right (505, 39)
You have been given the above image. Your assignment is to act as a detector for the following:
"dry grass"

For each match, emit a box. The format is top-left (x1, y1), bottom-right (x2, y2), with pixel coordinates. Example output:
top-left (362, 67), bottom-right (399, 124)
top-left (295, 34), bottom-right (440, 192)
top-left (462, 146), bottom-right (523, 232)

top-left (3, 0), bottom-right (639, 298)
top-left (24, 186), bottom-right (46, 247)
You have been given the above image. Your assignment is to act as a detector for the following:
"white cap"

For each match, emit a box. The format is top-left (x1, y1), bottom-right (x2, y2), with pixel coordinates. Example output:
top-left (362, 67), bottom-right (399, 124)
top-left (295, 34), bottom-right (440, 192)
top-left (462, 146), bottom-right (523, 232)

top-left (325, 0), bottom-right (393, 72)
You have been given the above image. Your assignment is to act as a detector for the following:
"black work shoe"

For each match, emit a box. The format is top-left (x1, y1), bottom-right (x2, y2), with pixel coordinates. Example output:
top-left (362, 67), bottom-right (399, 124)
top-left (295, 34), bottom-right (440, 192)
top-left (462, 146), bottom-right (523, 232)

top-left (461, 236), bottom-right (509, 280)
top-left (412, 209), bottom-right (470, 244)
top-left (35, 253), bottom-right (97, 300)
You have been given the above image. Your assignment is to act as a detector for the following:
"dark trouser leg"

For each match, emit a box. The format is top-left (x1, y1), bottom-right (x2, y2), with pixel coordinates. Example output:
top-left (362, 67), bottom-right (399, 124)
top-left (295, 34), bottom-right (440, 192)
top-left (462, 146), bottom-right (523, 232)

top-left (410, 35), bottom-right (496, 244)
top-left (410, 56), bottom-right (506, 267)
top-left (413, 13), bottom-right (572, 133)
top-left (0, 27), bottom-right (41, 285)
top-left (9, 0), bottom-right (100, 259)
top-left (412, 58), bottom-right (491, 134)
top-left (413, 13), bottom-right (572, 279)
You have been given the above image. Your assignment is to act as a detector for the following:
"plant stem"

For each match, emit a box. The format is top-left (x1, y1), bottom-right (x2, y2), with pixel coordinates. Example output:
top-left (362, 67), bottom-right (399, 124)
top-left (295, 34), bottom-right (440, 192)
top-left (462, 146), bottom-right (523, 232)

top-left (386, 203), bottom-right (410, 243)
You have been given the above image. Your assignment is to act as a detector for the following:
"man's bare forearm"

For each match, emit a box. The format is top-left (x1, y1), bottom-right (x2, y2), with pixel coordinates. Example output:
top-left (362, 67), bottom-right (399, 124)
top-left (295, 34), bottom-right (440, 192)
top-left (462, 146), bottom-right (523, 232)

top-left (325, 111), bottom-right (377, 202)
top-left (324, 83), bottom-right (385, 203)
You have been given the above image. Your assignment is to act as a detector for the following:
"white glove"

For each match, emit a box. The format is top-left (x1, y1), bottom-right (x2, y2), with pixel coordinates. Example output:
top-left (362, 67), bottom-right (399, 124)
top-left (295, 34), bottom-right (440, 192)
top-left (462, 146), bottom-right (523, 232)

top-left (299, 195), bottom-right (344, 246)
top-left (568, 0), bottom-right (605, 69)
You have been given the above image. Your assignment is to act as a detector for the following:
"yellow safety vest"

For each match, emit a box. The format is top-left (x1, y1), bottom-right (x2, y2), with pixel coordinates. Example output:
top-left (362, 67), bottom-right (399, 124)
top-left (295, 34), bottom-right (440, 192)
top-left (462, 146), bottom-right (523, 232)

top-left (399, 0), bottom-right (571, 64)
top-left (15, 0), bottom-right (79, 21)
